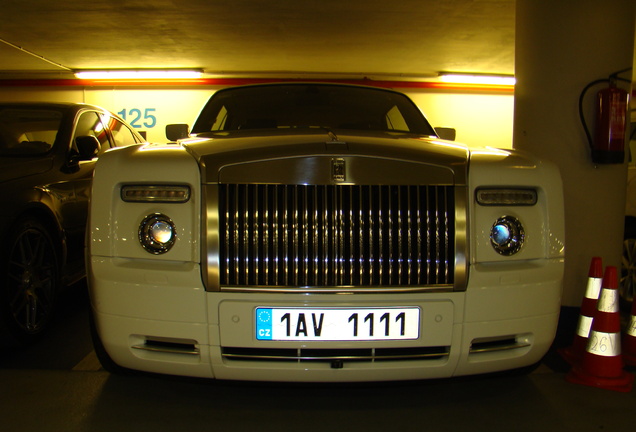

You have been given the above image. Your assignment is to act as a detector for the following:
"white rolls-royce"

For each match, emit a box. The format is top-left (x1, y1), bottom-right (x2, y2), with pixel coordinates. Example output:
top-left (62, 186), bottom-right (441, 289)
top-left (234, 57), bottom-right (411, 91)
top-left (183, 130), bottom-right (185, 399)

top-left (87, 83), bottom-right (564, 381)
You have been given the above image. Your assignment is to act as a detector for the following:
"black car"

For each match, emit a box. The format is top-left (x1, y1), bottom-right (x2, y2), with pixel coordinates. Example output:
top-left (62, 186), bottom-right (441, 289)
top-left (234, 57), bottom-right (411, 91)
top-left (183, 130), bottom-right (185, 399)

top-left (0, 102), bottom-right (144, 344)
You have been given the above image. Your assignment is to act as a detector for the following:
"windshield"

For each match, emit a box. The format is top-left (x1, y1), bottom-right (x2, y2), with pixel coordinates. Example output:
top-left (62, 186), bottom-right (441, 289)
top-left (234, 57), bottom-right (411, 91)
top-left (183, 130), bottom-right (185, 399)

top-left (191, 84), bottom-right (437, 136)
top-left (0, 107), bottom-right (62, 155)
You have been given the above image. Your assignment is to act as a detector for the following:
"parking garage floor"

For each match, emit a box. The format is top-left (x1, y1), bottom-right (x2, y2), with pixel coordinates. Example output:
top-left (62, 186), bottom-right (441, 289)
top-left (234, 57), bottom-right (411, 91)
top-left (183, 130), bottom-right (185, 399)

top-left (1, 283), bottom-right (635, 432)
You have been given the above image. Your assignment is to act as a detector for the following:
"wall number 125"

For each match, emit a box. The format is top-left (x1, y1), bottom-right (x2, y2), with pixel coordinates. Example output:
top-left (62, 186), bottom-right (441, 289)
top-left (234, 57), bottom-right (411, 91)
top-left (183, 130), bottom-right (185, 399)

top-left (118, 108), bottom-right (157, 129)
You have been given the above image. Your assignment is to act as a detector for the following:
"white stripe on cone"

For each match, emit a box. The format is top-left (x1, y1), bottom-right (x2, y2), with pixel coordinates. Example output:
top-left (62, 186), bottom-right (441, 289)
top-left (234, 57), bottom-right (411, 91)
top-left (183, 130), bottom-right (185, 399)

top-left (586, 331), bottom-right (621, 357)
top-left (585, 277), bottom-right (603, 300)
top-left (576, 315), bottom-right (594, 338)
top-left (596, 289), bottom-right (619, 313)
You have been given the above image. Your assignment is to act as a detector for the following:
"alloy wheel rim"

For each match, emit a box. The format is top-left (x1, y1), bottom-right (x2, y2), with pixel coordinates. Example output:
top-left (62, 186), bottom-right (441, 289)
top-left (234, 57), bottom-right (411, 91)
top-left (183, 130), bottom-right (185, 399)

top-left (6, 227), bottom-right (56, 334)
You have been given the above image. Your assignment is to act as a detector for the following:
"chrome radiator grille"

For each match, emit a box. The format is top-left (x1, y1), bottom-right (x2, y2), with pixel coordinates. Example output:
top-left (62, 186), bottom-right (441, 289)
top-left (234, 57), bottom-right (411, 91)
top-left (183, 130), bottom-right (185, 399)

top-left (219, 184), bottom-right (455, 287)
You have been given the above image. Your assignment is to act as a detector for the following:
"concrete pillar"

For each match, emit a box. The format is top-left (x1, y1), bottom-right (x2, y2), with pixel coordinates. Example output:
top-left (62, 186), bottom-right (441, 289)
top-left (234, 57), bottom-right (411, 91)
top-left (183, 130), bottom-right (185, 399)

top-left (514, 0), bottom-right (635, 306)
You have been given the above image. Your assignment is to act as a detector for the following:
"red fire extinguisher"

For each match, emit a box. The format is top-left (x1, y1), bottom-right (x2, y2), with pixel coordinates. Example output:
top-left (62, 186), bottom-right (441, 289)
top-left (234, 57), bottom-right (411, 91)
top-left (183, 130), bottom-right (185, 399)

top-left (592, 81), bottom-right (629, 164)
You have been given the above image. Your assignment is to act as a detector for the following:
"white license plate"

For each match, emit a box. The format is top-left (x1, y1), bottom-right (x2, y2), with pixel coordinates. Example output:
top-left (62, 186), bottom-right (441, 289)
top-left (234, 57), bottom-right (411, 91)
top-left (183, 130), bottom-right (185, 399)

top-left (255, 307), bottom-right (420, 341)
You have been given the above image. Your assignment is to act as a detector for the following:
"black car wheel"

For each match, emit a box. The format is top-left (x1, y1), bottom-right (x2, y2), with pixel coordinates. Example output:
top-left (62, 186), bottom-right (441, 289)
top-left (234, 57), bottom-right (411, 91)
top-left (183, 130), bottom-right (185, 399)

top-left (1, 218), bottom-right (59, 344)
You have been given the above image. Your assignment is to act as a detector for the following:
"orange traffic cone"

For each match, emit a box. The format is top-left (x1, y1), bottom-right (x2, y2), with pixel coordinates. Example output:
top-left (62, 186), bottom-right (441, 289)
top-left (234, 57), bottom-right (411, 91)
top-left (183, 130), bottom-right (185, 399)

top-left (559, 257), bottom-right (603, 365)
top-left (566, 266), bottom-right (634, 392)
top-left (623, 297), bottom-right (636, 367)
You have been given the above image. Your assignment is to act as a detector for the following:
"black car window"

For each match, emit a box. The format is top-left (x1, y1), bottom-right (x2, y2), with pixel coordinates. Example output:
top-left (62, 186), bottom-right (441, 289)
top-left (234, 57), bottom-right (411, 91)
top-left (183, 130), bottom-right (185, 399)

top-left (192, 84), bottom-right (437, 136)
top-left (72, 112), bottom-right (110, 156)
top-left (0, 108), bottom-right (61, 155)
top-left (107, 117), bottom-right (142, 147)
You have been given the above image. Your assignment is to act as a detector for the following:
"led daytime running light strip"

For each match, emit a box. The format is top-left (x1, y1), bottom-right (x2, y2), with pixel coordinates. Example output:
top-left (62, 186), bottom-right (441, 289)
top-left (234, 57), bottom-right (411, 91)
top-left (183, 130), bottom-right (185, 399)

top-left (121, 185), bottom-right (191, 203)
top-left (476, 188), bottom-right (537, 206)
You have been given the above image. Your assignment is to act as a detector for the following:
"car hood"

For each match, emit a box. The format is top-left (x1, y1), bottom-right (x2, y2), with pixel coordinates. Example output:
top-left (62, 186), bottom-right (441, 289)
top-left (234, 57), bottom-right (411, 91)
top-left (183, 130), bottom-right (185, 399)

top-left (181, 129), bottom-right (470, 185)
top-left (0, 156), bottom-right (53, 183)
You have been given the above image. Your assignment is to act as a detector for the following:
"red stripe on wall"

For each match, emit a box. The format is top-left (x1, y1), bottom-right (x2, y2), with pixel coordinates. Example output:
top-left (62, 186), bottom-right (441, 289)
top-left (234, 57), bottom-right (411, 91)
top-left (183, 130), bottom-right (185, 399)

top-left (0, 77), bottom-right (515, 92)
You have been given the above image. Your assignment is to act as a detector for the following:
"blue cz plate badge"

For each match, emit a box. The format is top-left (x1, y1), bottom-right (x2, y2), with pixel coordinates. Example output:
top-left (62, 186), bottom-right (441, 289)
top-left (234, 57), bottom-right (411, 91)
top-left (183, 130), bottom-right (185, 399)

top-left (256, 307), bottom-right (420, 341)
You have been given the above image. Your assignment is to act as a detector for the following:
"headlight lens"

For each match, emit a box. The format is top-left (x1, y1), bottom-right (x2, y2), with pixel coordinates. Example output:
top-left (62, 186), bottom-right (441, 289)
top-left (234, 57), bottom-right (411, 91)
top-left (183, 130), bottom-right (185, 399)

top-left (490, 215), bottom-right (525, 256)
top-left (139, 213), bottom-right (176, 254)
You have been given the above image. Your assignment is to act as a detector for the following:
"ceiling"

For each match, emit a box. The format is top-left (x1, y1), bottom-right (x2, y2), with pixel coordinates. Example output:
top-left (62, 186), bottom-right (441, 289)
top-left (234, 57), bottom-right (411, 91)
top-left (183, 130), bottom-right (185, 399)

top-left (0, 0), bottom-right (515, 81)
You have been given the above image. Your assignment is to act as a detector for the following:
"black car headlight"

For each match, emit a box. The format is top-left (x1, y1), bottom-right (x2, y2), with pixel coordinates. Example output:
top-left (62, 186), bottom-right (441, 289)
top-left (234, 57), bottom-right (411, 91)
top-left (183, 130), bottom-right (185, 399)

top-left (490, 215), bottom-right (525, 256)
top-left (139, 213), bottom-right (176, 254)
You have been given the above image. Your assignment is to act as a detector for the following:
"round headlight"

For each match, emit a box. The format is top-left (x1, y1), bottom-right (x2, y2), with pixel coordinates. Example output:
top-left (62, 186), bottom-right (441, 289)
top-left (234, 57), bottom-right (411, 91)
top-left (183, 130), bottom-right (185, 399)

top-left (139, 213), bottom-right (176, 254)
top-left (490, 215), bottom-right (524, 256)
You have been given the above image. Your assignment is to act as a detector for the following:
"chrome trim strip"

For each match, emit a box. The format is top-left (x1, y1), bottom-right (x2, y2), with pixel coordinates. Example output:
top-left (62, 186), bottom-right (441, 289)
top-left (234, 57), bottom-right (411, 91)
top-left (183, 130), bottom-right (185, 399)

top-left (131, 344), bottom-right (200, 356)
top-left (222, 347), bottom-right (450, 362)
top-left (264, 186), bottom-right (270, 285)
top-left (306, 188), bottom-right (311, 284)
top-left (225, 187), bottom-right (231, 285)
top-left (219, 285), bottom-right (454, 294)
top-left (283, 186), bottom-right (289, 285)
top-left (243, 187), bottom-right (249, 283)
top-left (425, 187), bottom-right (431, 284)
top-left (469, 341), bottom-right (532, 354)
top-left (253, 185), bottom-right (260, 284)
top-left (292, 186), bottom-right (298, 285)
top-left (368, 186), bottom-right (374, 284)
top-left (274, 188), bottom-right (280, 284)
top-left (453, 186), bottom-right (468, 291)
top-left (416, 189), bottom-right (422, 284)
top-left (203, 184), bottom-right (221, 292)
top-left (435, 187), bottom-right (440, 284)
top-left (222, 353), bottom-right (447, 361)
top-left (217, 156), bottom-right (463, 186)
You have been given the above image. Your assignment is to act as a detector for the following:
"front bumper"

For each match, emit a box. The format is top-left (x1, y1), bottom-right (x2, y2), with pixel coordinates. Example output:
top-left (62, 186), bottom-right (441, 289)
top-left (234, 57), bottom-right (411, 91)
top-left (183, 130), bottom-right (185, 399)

top-left (89, 256), bottom-right (562, 382)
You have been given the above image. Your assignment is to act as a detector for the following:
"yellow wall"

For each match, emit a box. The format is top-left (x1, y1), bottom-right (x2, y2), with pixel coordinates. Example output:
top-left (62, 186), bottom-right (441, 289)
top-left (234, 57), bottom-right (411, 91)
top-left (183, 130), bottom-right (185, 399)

top-left (409, 91), bottom-right (514, 149)
top-left (0, 86), bottom-right (514, 148)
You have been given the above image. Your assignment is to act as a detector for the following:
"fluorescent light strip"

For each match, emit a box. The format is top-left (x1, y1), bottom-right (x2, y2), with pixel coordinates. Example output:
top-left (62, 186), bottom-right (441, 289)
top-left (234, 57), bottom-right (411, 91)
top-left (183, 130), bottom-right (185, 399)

top-left (439, 74), bottom-right (516, 86)
top-left (75, 70), bottom-right (202, 80)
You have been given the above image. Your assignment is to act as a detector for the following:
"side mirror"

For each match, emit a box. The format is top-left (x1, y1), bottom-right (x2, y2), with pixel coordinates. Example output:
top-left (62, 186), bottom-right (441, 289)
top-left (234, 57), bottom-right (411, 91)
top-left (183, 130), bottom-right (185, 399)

top-left (75, 135), bottom-right (100, 160)
top-left (166, 124), bottom-right (190, 141)
top-left (435, 127), bottom-right (456, 141)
